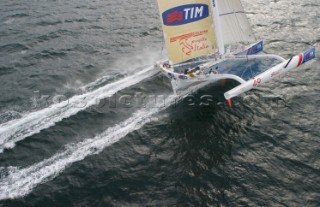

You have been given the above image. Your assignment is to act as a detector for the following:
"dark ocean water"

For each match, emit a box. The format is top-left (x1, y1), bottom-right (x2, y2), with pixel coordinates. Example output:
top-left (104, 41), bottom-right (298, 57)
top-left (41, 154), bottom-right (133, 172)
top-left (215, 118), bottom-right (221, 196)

top-left (0, 0), bottom-right (319, 206)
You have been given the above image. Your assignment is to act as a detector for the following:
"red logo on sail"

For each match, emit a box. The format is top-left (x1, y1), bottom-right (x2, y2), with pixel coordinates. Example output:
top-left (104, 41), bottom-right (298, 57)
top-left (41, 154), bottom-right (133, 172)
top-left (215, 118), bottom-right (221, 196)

top-left (167, 11), bottom-right (183, 23)
top-left (169, 30), bottom-right (210, 56)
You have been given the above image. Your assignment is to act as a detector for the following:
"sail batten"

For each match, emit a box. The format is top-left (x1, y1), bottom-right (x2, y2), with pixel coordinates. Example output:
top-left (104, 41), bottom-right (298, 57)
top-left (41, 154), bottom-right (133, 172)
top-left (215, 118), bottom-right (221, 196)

top-left (217, 0), bottom-right (255, 46)
top-left (220, 11), bottom-right (245, 16)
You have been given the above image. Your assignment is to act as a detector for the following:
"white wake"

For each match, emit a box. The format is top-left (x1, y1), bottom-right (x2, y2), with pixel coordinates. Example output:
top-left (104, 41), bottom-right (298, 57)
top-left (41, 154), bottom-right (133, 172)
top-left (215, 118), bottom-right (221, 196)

top-left (0, 82), bottom-right (209, 200)
top-left (0, 66), bottom-right (158, 153)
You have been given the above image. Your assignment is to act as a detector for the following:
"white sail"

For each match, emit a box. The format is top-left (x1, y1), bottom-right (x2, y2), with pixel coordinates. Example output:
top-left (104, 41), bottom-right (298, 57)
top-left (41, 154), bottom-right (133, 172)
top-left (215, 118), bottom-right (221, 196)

top-left (217, 0), bottom-right (255, 46)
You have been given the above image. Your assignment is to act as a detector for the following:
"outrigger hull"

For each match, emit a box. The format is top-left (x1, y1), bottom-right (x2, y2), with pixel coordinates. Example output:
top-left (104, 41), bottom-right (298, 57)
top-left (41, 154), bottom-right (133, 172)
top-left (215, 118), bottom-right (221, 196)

top-left (224, 48), bottom-right (315, 100)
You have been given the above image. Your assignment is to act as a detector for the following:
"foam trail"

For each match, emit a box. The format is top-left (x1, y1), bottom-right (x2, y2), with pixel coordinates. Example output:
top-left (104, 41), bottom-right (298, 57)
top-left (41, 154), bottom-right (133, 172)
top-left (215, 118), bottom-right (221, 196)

top-left (0, 66), bottom-right (158, 153)
top-left (0, 82), bottom-right (209, 200)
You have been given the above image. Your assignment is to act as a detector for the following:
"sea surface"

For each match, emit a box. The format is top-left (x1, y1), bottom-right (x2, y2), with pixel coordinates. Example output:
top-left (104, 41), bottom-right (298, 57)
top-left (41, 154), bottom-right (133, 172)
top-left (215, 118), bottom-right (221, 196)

top-left (0, 0), bottom-right (319, 206)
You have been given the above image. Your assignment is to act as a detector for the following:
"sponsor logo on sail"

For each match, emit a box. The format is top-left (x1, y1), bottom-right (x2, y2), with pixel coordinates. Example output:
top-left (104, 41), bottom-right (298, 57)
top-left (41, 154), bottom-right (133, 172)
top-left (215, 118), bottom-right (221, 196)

top-left (162, 4), bottom-right (209, 26)
top-left (302, 48), bottom-right (315, 64)
top-left (247, 41), bottom-right (263, 55)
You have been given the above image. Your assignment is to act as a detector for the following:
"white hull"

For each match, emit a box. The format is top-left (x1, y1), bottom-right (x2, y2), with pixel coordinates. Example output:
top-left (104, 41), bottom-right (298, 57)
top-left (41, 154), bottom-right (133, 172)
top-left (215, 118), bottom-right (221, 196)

top-left (158, 46), bottom-right (315, 103)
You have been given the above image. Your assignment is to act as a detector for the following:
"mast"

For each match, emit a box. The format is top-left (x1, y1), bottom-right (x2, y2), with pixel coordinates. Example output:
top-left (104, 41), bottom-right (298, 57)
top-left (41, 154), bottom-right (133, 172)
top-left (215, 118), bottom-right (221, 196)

top-left (210, 0), bottom-right (225, 55)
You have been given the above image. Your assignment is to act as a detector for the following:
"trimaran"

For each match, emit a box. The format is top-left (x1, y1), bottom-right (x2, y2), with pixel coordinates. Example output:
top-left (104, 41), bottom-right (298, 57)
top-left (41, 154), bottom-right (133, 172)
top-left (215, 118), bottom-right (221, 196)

top-left (156, 0), bottom-right (315, 107)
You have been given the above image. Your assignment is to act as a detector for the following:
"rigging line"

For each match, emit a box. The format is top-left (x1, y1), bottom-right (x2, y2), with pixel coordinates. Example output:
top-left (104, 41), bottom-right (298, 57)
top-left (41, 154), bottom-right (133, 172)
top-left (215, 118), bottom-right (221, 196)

top-left (222, 0), bottom-right (239, 45)
top-left (239, 55), bottom-right (251, 79)
top-left (250, 63), bottom-right (255, 78)
top-left (229, 0), bottom-right (246, 42)
top-left (238, 0), bottom-right (256, 41)
top-left (240, 61), bottom-right (250, 79)
top-left (242, 2), bottom-right (256, 41)
top-left (161, 37), bottom-right (165, 57)
top-left (226, 0), bottom-right (249, 43)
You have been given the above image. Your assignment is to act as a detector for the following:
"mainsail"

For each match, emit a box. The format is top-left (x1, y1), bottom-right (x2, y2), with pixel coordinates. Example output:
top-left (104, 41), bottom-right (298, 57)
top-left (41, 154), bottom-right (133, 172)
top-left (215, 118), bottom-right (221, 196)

top-left (157, 0), bottom-right (219, 64)
top-left (218, 0), bottom-right (255, 45)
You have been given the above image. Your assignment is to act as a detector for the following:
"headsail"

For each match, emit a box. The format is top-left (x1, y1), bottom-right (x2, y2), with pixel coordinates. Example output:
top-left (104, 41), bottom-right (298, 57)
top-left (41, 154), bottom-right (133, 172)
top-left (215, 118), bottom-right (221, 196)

top-left (218, 0), bottom-right (255, 46)
top-left (157, 0), bottom-right (218, 64)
